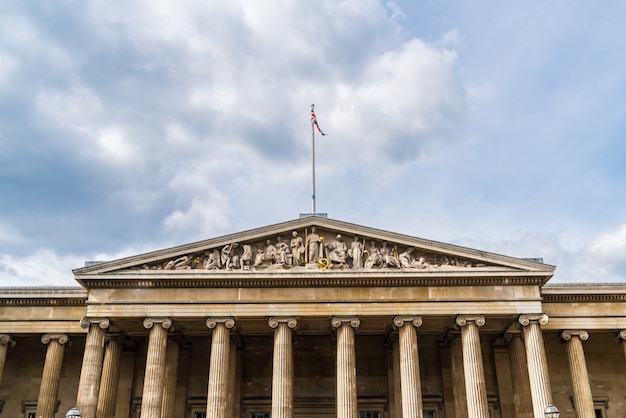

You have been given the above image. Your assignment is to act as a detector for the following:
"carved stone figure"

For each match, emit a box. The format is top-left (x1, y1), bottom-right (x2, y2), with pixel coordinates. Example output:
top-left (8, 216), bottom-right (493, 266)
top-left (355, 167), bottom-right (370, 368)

top-left (240, 245), bottom-right (253, 270)
top-left (399, 247), bottom-right (427, 269)
top-left (220, 243), bottom-right (239, 270)
top-left (348, 236), bottom-right (364, 269)
top-left (381, 242), bottom-right (400, 268)
top-left (164, 256), bottom-right (192, 270)
top-left (264, 239), bottom-right (277, 265)
top-left (204, 250), bottom-right (220, 270)
top-left (290, 231), bottom-right (305, 266)
top-left (274, 236), bottom-right (289, 265)
top-left (364, 241), bottom-right (383, 269)
top-left (327, 234), bottom-right (348, 267)
top-left (253, 247), bottom-right (265, 268)
top-left (306, 227), bottom-right (320, 264)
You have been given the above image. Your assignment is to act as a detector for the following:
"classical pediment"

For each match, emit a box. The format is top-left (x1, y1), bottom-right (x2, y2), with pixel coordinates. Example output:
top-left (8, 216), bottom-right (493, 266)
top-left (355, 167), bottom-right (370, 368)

top-left (73, 217), bottom-right (554, 287)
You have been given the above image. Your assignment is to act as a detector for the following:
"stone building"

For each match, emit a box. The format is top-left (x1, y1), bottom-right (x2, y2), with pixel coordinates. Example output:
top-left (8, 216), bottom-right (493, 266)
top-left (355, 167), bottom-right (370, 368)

top-left (0, 217), bottom-right (625, 418)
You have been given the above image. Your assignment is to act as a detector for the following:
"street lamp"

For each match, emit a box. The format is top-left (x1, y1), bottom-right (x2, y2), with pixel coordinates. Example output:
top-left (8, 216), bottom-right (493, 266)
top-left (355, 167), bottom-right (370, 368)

top-left (544, 404), bottom-right (560, 418)
top-left (66, 407), bottom-right (81, 418)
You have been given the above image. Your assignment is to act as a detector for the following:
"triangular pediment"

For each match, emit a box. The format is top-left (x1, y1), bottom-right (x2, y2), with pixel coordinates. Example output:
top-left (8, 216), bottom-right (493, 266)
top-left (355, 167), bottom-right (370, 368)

top-left (73, 217), bottom-right (554, 287)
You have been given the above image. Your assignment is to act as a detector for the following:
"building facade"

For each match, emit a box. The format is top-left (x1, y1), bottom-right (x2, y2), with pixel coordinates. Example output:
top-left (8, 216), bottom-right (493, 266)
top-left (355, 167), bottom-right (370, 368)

top-left (0, 217), bottom-right (625, 418)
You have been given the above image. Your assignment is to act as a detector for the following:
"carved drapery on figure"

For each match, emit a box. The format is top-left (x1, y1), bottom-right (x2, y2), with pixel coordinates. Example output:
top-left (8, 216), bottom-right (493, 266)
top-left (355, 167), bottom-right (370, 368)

top-left (136, 227), bottom-right (492, 272)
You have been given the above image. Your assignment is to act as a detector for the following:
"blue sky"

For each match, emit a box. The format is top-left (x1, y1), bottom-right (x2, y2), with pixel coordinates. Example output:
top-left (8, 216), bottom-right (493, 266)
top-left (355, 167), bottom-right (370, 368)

top-left (1, 1), bottom-right (625, 286)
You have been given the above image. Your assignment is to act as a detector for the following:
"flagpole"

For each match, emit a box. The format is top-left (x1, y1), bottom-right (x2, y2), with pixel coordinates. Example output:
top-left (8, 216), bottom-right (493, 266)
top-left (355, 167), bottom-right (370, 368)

top-left (311, 104), bottom-right (316, 214)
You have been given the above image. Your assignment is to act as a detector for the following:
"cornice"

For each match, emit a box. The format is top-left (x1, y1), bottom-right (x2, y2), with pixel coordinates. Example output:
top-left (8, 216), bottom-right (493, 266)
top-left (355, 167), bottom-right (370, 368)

top-left (0, 297), bottom-right (87, 307)
top-left (542, 293), bottom-right (626, 303)
top-left (0, 288), bottom-right (88, 306)
top-left (75, 271), bottom-right (548, 289)
top-left (541, 283), bottom-right (626, 303)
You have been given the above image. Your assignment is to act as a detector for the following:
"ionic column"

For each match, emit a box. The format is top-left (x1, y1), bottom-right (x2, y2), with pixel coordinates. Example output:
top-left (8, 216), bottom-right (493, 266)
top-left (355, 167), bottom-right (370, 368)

top-left (0, 334), bottom-right (16, 385)
top-left (332, 316), bottom-right (360, 418)
top-left (446, 332), bottom-right (468, 418)
top-left (519, 314), bottom-right (553, 418)
top-left (161, 334), bottom-right (181, 418)
top-left (561, 330), bottom-right (594, 418)
top-left (617, 330), bottom-right (626, 359)
top-left (393, 316), bottom-right (423, 418)
top-left (97, 335), bottom-right (125, 418)
top-left (504, 332), bottom-right (533, 418)
top-left (269, 317), bottom-right (298, 418)
top-left (455, 315), bottom-right (489, 418)
top-left (77, 317), bottom-right (110, 418)
top-left (140, 317), bottom-right (173, 418)
top-left (36, 334), bottom-right (69, 418)
top-left (206, 317), bottom-right (235, 418)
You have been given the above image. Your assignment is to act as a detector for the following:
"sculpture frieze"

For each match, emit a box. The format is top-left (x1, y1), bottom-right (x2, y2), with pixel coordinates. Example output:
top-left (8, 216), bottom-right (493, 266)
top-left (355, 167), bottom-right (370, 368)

top-left (137, 227), bottom-right (490, 272)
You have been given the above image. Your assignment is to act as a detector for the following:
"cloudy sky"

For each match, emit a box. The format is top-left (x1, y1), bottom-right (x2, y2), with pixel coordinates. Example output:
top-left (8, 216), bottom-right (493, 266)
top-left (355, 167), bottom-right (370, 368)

top-left (1, 1), bottom-right (625, 286)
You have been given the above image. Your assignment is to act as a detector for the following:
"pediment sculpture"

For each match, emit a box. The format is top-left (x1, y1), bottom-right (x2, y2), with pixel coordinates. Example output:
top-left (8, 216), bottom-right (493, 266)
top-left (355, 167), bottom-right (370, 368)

top-left (137, 227), bottom-right (490, 272)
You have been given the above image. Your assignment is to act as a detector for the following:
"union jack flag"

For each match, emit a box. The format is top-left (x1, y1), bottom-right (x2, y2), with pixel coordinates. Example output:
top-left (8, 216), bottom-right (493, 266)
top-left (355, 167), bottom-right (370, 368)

top-left (311, 104), bottom-right (326, 135)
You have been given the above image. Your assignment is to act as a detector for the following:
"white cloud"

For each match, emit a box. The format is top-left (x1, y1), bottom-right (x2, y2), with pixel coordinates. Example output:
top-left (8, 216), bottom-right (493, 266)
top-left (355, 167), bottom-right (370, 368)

top-left (0, 250), bottom-right (82, 287)
top-left (163, 193), bottom-right (232, 243)
top-left (0, 222), bottom-right (26, 245)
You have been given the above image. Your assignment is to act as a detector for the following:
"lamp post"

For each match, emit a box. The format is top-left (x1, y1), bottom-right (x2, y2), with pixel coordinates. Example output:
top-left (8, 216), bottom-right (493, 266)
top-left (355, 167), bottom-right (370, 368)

top-left (66, 407), bottom-right (81, 418)
top-left (544, 404), bottom-right (560, 418)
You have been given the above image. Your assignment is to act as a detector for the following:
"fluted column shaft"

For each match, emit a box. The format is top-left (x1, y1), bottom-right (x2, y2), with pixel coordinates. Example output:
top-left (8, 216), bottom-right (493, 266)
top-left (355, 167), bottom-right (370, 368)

top-left (505, 333), bottom-right (533, 418)
top-left (561, 330), bottom-right (594, 418)
top-left (36, 334), bottom-right (69, 418)
top-left (332, 316), bottom-right (360, 418)
top-left (77, 318), bottom-right (110, 418)
top-left (519, 314), bottom-right (553, 418)
top-left (140, 317), bottom-right (172, 418)
top-left (617, 330), bottom-right (626, 360)
top-left (448, 333), bottom-right (468, 418)
top-left (161, 335), bottom-right (181, 418)
top-left (206, 317), bottom-right (235, 418)
top-left (455, 315), bottom-right (489, 418)
top-left (97, 335), bottom-right (124, 418)
top-left (0, 334), bottom-right (16, 386)
top-left (394, 316), bottom-right (423, 418)
top-left (269, 317), bottom-right (298, 418)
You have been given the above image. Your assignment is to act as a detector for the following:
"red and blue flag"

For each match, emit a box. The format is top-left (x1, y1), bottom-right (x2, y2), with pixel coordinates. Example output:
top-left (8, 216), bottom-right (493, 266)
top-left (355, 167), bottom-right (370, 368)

top-left (311, 105), bottom-right (326, 135)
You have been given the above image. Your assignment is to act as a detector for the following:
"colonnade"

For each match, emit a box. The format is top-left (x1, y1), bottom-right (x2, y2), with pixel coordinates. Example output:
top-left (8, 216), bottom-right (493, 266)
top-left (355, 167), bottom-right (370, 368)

top-left (0, 321), bottom-right (625, 418)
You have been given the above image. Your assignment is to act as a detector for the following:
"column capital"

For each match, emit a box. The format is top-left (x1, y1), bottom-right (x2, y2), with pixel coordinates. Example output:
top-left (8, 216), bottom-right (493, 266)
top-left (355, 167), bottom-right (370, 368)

top-left (331, 316), bottom-right (360, 329)
top-left (560, 330), bottom-right (589, 342)
top-left (0, 334), bottom-right (16, 347)
top-left (441, 329), bottom-right (461, 345)
top-left (206, 317), bottom-right (235, 329)
top-left (143, 317), bottom-right (173, 330)
top-left (616, 329), bottom-right (626, 343)
top-left (518, 313), bottom-right (549, 327)
top-left (393, 315), bottom-right (423, 329)
top-left (503, 330), bottom-right (523, 343)
top-left (455, 314), bottom-right (485, 328)
top-left (41, 333), bottom-right (69, 345)
top-left (80, 317), bottom-right (110, 330)
top-left (105, 334), bottom-right (126, 345)
top-left (268, 317), bottom-right (298, 329)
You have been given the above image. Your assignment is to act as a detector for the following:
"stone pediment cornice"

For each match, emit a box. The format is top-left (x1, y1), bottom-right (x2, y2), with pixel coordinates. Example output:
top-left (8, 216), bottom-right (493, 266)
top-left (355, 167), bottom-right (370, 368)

top-left (0, 287), bottom-right (87, 306)
top-left (542, 283), bottom-right (626, 303)
top-left (73, 217), bottom-right (555, 287)
top-left (76, 269), bottom-right (549, 289)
